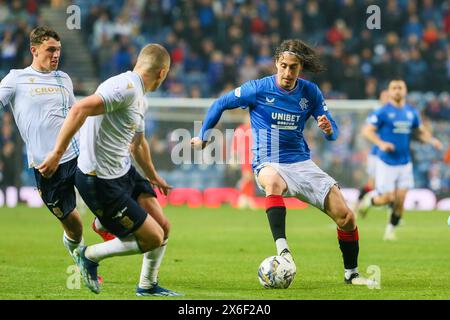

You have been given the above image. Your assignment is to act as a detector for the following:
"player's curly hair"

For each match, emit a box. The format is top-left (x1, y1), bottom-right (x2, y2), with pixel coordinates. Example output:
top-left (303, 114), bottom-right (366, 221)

top-left (30, 26), bottom-right (60, 46)
top-left (274, 39), bottom-right (326, 73)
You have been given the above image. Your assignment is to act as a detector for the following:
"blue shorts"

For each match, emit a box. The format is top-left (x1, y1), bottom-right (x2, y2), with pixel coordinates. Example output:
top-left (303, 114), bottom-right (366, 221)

top-left (75, 166), bottom-right (157, 238)
top-left (34, 157), bottom-right (78, 220)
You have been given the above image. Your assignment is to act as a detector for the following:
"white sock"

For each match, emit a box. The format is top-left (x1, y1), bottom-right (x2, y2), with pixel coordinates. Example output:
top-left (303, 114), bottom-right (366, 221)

top-left (63, 231), bottom-right (83, 254)
top-left (94, 217), bottom-right (107, 232)
top-left (138, 239), bottom-right (168, 289)
top-left (345, 267), bottom-right (358, 280)
top-left (275, 238), bottom-right (289, 255)
top-left (386, 223), bottom-right (396, 233)
top-left (85, 236), bottom-right (141, 263)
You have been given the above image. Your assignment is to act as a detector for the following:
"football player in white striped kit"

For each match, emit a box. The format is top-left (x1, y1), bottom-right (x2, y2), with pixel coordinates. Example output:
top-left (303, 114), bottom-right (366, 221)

top-left (0, 26), bottom-right (85, 264)
top-left (38, 44), bottom-right (181, 296)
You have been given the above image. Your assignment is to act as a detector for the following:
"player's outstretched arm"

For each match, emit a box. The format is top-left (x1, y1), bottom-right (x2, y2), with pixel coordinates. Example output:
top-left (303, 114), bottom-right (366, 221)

top-left (413, 126), bottom-right (443, 150)
top-left (130, 132), bottom-right (172, 195)
top-left (37, 94), bottom-right (105, 178)
top-left (361, 123), bottom-right (395, 152)
top-left (191, 90), bottom-right (244, 149)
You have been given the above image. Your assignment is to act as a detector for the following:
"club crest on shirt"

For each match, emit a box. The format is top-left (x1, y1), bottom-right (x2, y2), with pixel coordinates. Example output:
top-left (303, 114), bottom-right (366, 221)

top-left (388, 113), bottom-right (395, 119)
top-left (299, 98), bottom-right (309, 110)
top-left (406, 111), bottom-right (413, 120)
top-left (29, 77), bottom-right (35, 83)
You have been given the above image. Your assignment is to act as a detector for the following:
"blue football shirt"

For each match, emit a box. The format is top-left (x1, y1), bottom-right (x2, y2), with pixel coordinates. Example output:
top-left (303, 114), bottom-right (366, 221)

top-left (367, 103), bottom-right (421, 165)
top-left (199, 75), bottom-right (339, 169)
top-left (365, 112), bottom-right (379, 156)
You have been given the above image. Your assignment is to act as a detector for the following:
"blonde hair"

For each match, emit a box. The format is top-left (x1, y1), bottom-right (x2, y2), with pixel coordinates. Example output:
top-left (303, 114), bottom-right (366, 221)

top-left (135, 44), bottom-right (170, 72)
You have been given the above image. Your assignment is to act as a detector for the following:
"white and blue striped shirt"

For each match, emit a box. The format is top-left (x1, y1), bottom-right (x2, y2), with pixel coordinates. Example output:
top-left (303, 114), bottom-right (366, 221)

top-left (0, 66), bottom-right (79, 167)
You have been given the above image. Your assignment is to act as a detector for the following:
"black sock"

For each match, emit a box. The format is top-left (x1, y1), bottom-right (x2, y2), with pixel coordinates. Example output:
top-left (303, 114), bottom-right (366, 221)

top-left (265, 195), bottom-right (287, 241)
top-left (390, 211), bottom-right (401, 226)
top-left (358, 187), bottom-right (367, 200)
top-left (266, 206), bottom-right (286, 241)
top-left (337, 228), bottom-right (359, 270)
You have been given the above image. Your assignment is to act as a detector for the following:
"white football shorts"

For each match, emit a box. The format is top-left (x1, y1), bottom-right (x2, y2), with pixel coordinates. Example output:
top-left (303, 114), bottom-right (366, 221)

top-left (375, 158), bottom-right (414, 194)
top-left (367, 154), bottom-right (378, 177)
top-left (255, 160), bottom-right (337, 211)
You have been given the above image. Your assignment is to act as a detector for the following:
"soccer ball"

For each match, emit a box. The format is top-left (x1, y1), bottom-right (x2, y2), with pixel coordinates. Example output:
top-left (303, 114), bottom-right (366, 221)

top-left (258, 255), bottom-right (296, 289)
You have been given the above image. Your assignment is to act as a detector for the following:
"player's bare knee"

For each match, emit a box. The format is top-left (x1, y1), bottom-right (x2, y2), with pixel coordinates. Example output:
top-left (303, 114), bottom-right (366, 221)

top-left (265, 180), bottom-right (285, 195)
top-left (387, 192), bottom-right (396, 204)
top-left (138, 233), bottom-right (164, 253)
top-left (336, 209), bottom-right (356, 231)
top-left (160, 218), bottom-right (171, 238)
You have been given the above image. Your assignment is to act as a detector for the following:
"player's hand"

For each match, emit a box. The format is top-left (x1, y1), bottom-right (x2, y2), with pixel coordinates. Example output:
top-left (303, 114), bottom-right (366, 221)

top-left (149, 173), bottom-right (172, 196)
top-left (317, 115), bottom-right (333, 135)
top-left (379, 141), bottom-right (395, 152)
top-left (36, 151), bottom-right (62, 179)
top-left (431, 138), bottom-right (443, 151)
top-left (190, 137), bottom-right (207, 150)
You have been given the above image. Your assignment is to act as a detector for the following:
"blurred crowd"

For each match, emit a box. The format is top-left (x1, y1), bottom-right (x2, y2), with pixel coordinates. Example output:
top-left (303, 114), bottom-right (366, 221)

top-left (1, 0), bottom-right (449, 97)
top-left (0, 0), bottom-right (449, 198)
top-left (71, 0), bottom-right (450, 98)
top-left (0, 0), bottom-right (42, 79)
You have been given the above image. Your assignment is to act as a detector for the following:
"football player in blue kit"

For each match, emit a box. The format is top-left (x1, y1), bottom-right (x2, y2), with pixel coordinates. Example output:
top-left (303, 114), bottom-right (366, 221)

top-left (356, 90), bottom-right (389, 216)
top-left (191, 39), bottom-right (374, 285)
top-left (359, 79), bottom-right (443, 240)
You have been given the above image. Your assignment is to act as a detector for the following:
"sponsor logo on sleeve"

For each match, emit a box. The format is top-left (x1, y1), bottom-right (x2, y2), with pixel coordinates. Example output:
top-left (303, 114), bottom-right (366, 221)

top-left (234, 87), bottom-right (241, 98)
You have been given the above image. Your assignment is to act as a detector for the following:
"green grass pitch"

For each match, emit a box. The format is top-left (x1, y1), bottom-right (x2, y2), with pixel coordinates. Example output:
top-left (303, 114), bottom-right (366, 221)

top-left (0, 205), bottom-right (449, 300)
